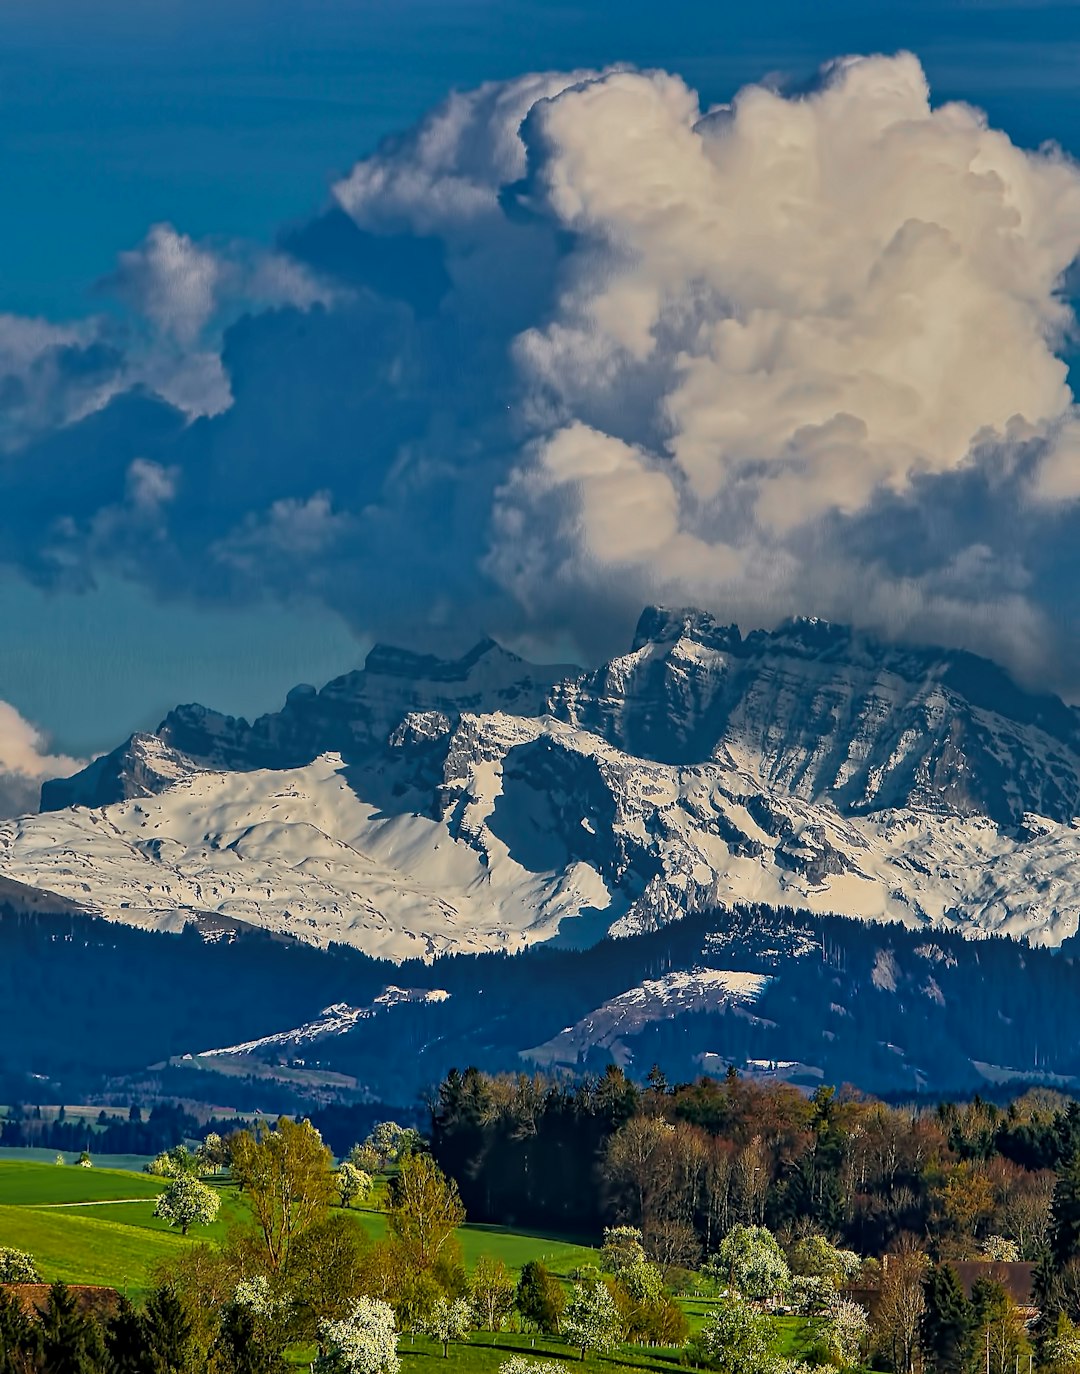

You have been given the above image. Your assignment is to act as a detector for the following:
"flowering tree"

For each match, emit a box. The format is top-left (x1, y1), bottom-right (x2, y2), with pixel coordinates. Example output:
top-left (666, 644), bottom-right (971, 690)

top-left (0, 1248), bottom-right (41, 1282)
top-left (421, 1296), bottom-right (474, 1357)
top-left (821, 1297), bottom-right (870, 1368)
top-left (197, 1131), bottom-right (228, 1175)
top-left (77, 1151), bottom-right (92, 1168)
top-left (146, 1144), bottom-right (197, 1178)
top-left (153, 1173), bottom-right (221, 1235)
top-left (365, 1122), bottom-right (421, 1171)
top-left (499, 1360), bottom-right (566, 1374)
top-left (693, 1293), bottom-right (777, 1374)
top-left (336, 1161), bottom-right (374, 1209)
top-left (789, 1235), bottom-right (862, 1289)
top-left (316, 1296), bottom-right (400, 1374)
top-left (602, 1225), bottom-right (647, 1274)
top-left (710, 1225), bottom-right (790, 1302)
top-left (563, 1279), bottom-right (621, 1360)
top-left (233, 1274), bottom-right (279, 1317)
top-left (981, 1235), bottom-right (1022, 1263)
top-left (348, 1142), bottom-right (381, 1175)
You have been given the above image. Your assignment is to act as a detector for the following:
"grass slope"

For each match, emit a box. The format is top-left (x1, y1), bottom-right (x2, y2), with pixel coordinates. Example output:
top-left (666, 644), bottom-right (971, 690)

top-left (0, 1160), bottom-right (165, 1205)
top-left (0, 1204), bottom-right (186, 1295)
top-left (0, 1161), bottom-right (598, 1298)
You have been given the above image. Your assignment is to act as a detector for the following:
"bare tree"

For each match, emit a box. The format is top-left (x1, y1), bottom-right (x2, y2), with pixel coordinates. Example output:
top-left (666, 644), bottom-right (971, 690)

top-left (873, 1238), bottom-right (928, 1374)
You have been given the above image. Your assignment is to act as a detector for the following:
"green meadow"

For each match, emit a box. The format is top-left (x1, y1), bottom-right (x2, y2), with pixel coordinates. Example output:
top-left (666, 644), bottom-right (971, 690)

top-left (0, 1159), bottom-right (600, 1300)
top-left (0, 1158), bottom-right (817, 1370)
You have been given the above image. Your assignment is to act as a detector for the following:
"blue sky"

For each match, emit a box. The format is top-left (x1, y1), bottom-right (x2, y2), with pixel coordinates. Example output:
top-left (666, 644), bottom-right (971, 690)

top-left (3, 0), bottom-right (1080, 758)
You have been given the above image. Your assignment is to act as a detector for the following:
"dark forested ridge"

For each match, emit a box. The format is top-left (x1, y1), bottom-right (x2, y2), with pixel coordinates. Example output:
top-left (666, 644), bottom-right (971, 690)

top-left (4, 896), bottom-right (1080, 1113)
top-left (431, 1065), bottom-right (1079, 1262)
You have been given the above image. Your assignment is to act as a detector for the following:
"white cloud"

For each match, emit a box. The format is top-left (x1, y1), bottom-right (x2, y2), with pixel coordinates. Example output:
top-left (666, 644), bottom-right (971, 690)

top-left (113, 224), bottom-right (222, 346)
top-left (333, 70), bottom-right (600, 235)
top-left (482, 53), bottom-right (1080, 651)
top-left (0, 701), bottom-right (85, 819)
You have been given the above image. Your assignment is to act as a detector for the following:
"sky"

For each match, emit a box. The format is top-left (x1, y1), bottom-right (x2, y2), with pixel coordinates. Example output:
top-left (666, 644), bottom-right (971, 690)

top-left (2, 0), bottom-right (1080, 794)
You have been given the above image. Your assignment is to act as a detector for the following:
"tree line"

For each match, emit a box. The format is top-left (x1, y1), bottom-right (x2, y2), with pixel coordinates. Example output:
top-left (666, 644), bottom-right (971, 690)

top-left (431, 1066), bottom-right (1080, 1262)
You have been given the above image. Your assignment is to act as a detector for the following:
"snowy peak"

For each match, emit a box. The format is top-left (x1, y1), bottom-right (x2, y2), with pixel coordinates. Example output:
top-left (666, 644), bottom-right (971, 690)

top-left (18, 605), bottom-right (1080, 963)
top-left (45, 636), bottom-right (576, 809)
top-left (552, 606), bottom-right (1080, 826)
top-left (39, 733), bottom-right (201, 813)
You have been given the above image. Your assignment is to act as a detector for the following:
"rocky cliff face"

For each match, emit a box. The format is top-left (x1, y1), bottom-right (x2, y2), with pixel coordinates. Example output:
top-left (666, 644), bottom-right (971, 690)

top-left (549, 608), bottom-right (1080, 826)
top-left (15, 607), bottom-right (1080, 960)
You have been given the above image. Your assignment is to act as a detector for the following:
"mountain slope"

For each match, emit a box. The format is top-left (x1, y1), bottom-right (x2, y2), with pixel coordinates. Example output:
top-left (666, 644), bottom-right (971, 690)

top-left (8, 607), bottom-right (1080, 961)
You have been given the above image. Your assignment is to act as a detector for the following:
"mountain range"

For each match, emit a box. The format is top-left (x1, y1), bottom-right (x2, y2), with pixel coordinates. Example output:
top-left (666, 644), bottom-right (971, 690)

top-left (4, 605), bottom-right (1080, 1101)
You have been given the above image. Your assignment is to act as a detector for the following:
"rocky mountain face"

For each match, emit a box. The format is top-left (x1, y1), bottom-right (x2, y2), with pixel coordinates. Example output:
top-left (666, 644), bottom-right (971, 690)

top-left (11, 607), bottom-right (1080, 964)
top-left (549, 608), bottom-right (1080, 825)
top-left (40, 638), bottom-right (573, 811)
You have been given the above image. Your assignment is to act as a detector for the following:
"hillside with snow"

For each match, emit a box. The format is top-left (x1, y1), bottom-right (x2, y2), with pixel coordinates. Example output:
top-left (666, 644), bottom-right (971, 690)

top-left (5, 607), bottom-right (1080, 963)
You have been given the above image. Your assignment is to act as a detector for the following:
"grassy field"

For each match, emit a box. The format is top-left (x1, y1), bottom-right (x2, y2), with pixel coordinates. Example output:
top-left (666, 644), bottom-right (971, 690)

top-left (0, 1160), bottom-right (165, 1205)
top-left (0, 1159), bottom-right (599, 1299)
top-left (0, 1159), bottom-right (818, 1367)
top-left (0, 1146), bottom-right (155, 1170)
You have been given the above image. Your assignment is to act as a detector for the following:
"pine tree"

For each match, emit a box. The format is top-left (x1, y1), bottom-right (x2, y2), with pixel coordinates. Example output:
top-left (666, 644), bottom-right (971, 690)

top-left (104, 1296), bottom-right (155, 1373)
top-left (1052, 1150), bottom-right (1080, 1268)
top-left (38, 1281), bottom-right (106, 1374)
top-left (0, 1285), bottom-right (42, 1374)
top-left (142, 1284), bottom-right (198, 1372)
top-left (921, 1264), bottom-right (974, 1374)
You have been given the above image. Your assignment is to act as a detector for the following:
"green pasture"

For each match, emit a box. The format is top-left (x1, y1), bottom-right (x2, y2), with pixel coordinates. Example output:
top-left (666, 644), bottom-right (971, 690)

top-left (0, 1160), bottom-right (598, 1298)
top-left (0, 1160), bottom-right (165, 1205)
top-left (0, 1160), bottom-right (817, 1367)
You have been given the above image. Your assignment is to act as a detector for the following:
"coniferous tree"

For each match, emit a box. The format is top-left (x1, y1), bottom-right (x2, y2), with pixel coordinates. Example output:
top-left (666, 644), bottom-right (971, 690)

top-left (921, 1264), bottom-right (974, 1374)
top-left (104, 1297), bottom-right (154, 1374)
top-left (1051, 1150), bottom-right (1080, 1269)
top-left (141, 1284), bottom-right (198, 1373)
top-left (0, 1285), bottom-right (42, 1373)
top-left (38, 1281), bottom-right (106, 1374)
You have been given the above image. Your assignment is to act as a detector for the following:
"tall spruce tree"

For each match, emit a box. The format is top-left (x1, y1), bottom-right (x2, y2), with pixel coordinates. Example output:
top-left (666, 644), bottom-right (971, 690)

top-left (142, 1284), bottom-right (198, 1373)
top-left (104, 1296), bottom-right (155, 1374)
top-left (38, 1281), bottom-right (106, 1374)
top-left (921, 1264), bottom-right (974, 1374)
top-left (1052, 1149), bottom-right (1080, 1268)
top-left (0, 1285), bottom-right (42, 1373)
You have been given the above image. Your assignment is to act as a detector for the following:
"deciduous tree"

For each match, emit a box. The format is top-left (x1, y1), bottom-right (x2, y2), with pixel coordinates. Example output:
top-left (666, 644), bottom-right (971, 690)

top-left (229, 1118), bottom-right (334, 1272)
top-left (386, 1154), bottom-right (464, 1272)
top-left (154, 1174), bottom-right (221, 1235)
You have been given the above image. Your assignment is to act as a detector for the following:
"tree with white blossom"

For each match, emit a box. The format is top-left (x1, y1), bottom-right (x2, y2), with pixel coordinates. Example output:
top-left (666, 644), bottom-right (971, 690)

top-left (563, 1278), bottom-right (621, 1361)
top-left (499, 1359), bottom-right (565, 1374)
top-left (0, 1248), bottom-right (40, 1283)
top-left (421, 1296), bottom-right (474, 1357)
top-left (693, 1293), bottom-right (778, 1374)
top-left (315, 1296), bottom-right (400, 1374)
top-left (153, 1173), bottom-right (221, 1235)
top-left (336, 1160), bottom-right (373, 1209)
top-left (708, 1225), bottom-right (790, 1302)
top-left (820, 1296), bottom-right (870, 1369)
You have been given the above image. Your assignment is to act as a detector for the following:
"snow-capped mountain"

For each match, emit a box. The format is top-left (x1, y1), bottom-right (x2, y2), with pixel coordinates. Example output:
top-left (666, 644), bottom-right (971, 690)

top-left (7, 607), bottom-right (1080, 962)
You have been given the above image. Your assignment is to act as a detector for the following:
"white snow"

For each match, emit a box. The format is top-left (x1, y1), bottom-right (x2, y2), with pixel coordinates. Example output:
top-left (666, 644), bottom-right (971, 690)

top-left (523, 968), bottom-right (775, 1067)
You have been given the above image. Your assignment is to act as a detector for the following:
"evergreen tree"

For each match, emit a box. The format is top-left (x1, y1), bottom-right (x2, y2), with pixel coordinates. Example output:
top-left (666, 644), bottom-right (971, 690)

top-left (104, 1297), bottom-right (155, 1374)
top-left (516, 1261), bottom-right (565, 1334)
top-left (921, 1264), bottom-right (974, 1374)
top-left (212, 1302), bottom-right (283, 1374)
top-left (39, 1281), bottom-right (106, 1374)
top-left (1051, 1150), bottom-right (1080, 1269)
top-left (0, 1285), bottom-right (42, 1374)
top-left (142, 1284), bottom-right (198, 1372)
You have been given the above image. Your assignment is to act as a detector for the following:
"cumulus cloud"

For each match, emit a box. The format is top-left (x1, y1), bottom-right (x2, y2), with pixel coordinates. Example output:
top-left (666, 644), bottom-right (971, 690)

top-left (0, 702), bottom-right (85, 819)
top-left (2, 53), bottom-right (1080, 692)
top-left (491, 55), bottom-right (1080, 649)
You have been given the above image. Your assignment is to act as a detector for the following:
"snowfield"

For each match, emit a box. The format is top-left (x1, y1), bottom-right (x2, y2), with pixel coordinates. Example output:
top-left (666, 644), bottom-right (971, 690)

top-left (5, 608), bottom-right (1080, 962)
